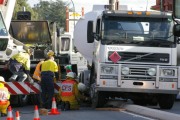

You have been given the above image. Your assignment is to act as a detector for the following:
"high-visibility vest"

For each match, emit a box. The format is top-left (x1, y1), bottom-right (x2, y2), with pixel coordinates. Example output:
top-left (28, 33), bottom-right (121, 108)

top-left (61, 80), bottom-right (76, 96)
top-left (0, 87), bottom-right (10, 105)
top-left (11, 52), bottom-right (30, 70)
top-left (33, 61), bottom-right (44, 81)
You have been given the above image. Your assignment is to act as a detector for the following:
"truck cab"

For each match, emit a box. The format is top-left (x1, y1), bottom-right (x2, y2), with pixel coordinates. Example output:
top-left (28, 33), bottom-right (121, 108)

top-left (84, 10), bottom-right (179, 109)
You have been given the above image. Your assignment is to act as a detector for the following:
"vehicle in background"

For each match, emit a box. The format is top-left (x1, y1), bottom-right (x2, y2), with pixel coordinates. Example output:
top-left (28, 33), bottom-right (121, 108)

top-left (58, 32), bottom-right (88, 78)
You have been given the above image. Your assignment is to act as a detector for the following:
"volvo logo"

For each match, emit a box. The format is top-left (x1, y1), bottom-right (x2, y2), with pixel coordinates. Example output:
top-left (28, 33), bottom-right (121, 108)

top-left (107, 47), bottom-right (124, 51)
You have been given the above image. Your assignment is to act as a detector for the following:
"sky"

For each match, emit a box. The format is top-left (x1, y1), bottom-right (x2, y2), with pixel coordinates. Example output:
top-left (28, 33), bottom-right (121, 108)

top-left (27, 0), bottom-right (156, 13)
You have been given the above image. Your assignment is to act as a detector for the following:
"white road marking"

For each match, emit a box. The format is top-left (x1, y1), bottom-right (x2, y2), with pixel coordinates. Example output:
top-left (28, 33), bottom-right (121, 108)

top-left (122, 111), bottom-right (157, 120)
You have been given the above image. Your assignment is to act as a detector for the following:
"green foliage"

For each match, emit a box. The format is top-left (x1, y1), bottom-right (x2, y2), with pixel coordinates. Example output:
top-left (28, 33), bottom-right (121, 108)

top-left (33, 0), bottom-right (67, 29)
top-left (13, 0), bottom-right (67, 30)
top-left (13, 0), bottom-right (38, 20)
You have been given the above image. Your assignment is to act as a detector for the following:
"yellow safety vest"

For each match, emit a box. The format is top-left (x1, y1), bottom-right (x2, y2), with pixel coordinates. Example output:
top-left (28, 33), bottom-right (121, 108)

top-left (0, 83), bottom-right (10, 104)
top-left (41, 59), bottom-right (58, 72)
top-left (11, 52), bottom-right (30, 70)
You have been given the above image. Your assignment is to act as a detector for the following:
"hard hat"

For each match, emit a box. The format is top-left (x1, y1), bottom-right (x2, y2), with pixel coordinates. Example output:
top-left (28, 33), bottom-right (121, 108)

top-left (65, 65), bottom-right (72, 70)
top-left (78, 82), bottom-right (87, 92)
top-left (27, 48), bottom-right (33, 55)
top-left (66, 72), bottom-right (75, 78)
top-left (0, 76), bottom-right (5, 83)
top-left (47, 50), bottom-right (54, 57)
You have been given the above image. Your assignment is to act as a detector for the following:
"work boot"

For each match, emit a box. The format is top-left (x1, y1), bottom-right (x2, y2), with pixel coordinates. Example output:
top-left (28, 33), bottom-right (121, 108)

top-left (8, 78), bottom-right (16, 82)
top-left (57, 100), bottom-right (62, 108)
top-left (60, 101), bottom-right (65, 111)
top-left (64, 101), bottom-right (70, 111)
top-left (1, 113), bottom-right (7, 117)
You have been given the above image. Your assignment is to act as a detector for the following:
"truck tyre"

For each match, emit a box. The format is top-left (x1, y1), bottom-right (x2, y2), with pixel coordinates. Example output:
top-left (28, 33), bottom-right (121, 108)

top-left (90, 84), bottom-right (107, 108)
top-left (133, 99), bottom-right (147, 106)
top-left (28, 94), bottom-right (40, 106)
top-left (158, 94), bottom-right (175, 109)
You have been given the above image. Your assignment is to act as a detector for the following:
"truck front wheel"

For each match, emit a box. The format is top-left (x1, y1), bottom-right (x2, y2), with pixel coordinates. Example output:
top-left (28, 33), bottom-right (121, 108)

top-left (90, 84), bottom-right (107, 108)
top-left (158, 94), bottom-right (175, 109)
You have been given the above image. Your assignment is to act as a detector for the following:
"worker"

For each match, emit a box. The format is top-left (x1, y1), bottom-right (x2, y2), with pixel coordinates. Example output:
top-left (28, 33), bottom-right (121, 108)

top-left (0, 76), bottom-right (10, 117)
top-left (40, 50), bottom-right (59, 109)
top-left (33, 60), bottom-right (46, 83)
top-left (7, 48), bottom-right (34, 83)
top-left (64, 65), bottom-right (72, 73)
top-left (59, 72), bottom-right (81, 111)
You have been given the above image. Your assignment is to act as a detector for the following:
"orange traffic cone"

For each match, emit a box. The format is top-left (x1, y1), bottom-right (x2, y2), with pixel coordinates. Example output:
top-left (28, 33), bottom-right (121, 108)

top-left (15, 111), bottom-right (20, 120)
top-left (6, 106), bottom-right (14, 120)
top-left (49, 97), bottom-right (60, 115)
top-left (33, 105), bottom-right (40, 120)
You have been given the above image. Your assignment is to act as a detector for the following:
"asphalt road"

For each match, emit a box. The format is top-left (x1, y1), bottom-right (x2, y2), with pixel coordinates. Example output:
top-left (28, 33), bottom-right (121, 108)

top-left (1, 105), bottom-right (155, 120)
top-left (1, 100), bottom-right (180, 120)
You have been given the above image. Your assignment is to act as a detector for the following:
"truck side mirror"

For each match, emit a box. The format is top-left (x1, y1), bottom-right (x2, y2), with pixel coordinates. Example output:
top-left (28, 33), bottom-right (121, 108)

top-left (173, 0), bottom-right (180, 19)
top-left (74, 46), bottom-right (78, 53)
top-left (173, 24), bottom-right (180, 37)
top-left (87, 21), bottom-right (94, 43)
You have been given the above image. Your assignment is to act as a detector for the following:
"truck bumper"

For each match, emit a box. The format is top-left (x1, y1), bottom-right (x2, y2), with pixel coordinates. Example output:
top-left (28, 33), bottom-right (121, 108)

top-left (96, 87), bottom-right (179, 94)
top-left (96, 80), bottom-right (179, 94)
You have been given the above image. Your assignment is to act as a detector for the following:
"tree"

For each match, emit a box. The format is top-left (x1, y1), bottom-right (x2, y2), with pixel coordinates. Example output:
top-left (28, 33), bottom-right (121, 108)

top-left (13, 0), bottom-right (68, 31)
top-left (13, 0), bottom-right (38, 20)
top-left (33, 0), bottom-right (68, 29)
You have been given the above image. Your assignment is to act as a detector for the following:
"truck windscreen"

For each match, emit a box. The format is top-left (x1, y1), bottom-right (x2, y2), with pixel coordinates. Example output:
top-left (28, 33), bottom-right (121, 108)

top-left (101, 17), bottom-right (174, 47)
top-left (9, 21), bottom-right (51, 44)
top-left (0, 13), bottom-right (8, 36)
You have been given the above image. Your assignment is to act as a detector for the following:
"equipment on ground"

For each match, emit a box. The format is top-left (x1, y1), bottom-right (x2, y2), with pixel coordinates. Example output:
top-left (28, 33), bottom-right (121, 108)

top-left (78, 82), bottom-right (87, 92)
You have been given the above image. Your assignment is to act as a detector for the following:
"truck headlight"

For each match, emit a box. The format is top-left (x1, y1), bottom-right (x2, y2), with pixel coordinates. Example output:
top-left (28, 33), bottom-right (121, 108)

top-left (148, 68), bottom-right (156, 76)
top-left (122, 67), bottom-right (130, 75)
top-left (162, 69), bottom-right (175, 76)
top-left (101, 66), bottom-right (116, 74)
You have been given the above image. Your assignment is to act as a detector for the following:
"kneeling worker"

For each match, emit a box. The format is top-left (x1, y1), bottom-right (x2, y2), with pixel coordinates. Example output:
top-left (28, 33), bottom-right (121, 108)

top-left (0, 76), bottom-right (10, 117)
top-left (59, 72), bottom-right (81, 110)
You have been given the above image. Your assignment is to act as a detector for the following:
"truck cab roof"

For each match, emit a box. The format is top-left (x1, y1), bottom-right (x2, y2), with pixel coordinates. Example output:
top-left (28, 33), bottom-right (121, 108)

top-left (102, 10), bottom-right (172, 19)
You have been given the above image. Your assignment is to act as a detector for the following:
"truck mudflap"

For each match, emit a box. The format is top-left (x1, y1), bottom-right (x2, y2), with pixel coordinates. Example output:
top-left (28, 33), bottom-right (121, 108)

top-left (5, 82), bottom-right (62, 95)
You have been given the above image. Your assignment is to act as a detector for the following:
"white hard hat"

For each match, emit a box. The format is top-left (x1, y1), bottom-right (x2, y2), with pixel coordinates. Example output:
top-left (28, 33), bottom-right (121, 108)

top-left (78, 82), bottom-right (87, 92)
top-left (66, 72), bottom-right (75, 78)
top-left (0, 76), bottom-right (5, 83)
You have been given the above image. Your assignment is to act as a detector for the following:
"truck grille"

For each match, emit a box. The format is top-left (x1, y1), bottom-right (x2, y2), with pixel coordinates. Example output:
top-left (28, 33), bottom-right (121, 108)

top-left (108, 51), bottom-right (169, 63)
top-left (121, 66), bottom-right (156, 81)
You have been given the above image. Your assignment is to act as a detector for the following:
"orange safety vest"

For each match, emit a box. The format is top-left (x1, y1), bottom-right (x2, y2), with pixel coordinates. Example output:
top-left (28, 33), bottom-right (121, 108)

top-left (0, 87), bottom-right (9, 105)
top-left (61, 80), bottom-right (76, 96)
top-left (33, 61), bottom-right (44, 81)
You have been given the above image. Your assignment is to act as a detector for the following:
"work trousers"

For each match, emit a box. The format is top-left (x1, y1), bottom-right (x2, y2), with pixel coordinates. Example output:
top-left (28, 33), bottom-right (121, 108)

top-left (41, 71), bottom-right (54, 109)
top-left (8, 59), bottom-right (27, 82)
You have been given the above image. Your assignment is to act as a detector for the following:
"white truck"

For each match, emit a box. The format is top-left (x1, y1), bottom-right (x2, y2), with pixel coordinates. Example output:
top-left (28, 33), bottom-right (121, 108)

top-left (58, 32), bottom-right (88, 77)
top-left (74, 3), bottom-right (180, 109)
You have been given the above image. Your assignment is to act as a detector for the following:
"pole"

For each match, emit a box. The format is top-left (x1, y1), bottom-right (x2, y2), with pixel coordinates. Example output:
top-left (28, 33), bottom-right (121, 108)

top-left (70, 0), bottom-right (75, 30)
top-left (160, 0), bottom-right (163, 11)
